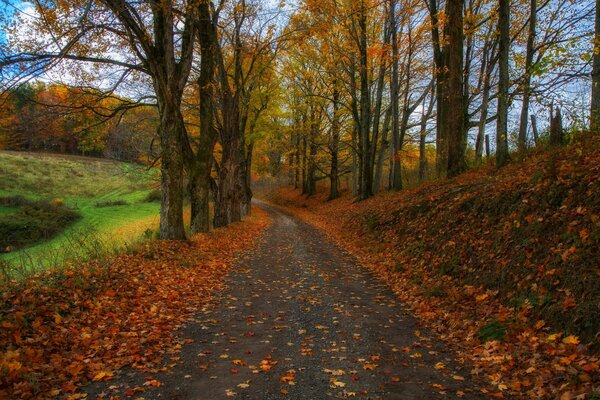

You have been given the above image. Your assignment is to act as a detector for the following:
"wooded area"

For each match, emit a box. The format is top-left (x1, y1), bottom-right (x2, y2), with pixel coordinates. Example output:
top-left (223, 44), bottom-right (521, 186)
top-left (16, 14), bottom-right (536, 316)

top-left (0, 0), bottom-right (596, 238)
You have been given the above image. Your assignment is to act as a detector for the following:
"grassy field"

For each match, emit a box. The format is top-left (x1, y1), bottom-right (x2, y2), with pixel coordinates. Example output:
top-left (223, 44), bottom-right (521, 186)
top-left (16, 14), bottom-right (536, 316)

top-left (0, 151), bottom-right (161, 271)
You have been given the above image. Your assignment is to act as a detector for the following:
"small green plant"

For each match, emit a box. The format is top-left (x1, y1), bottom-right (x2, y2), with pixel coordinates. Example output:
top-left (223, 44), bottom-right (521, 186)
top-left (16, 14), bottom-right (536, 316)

top-left (426, 284), bottom-right (445, 298)
top-left (438, 255), bottom-right (459, 276)
top-left (394, 262), bottom-right (406, 273)
top-left (477, 320), bottom-right (507, 342)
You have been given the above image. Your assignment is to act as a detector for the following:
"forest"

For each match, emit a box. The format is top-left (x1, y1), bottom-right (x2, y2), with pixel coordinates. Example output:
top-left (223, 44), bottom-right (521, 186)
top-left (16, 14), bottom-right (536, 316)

top-left (0, 0), bottom-right (598, 399)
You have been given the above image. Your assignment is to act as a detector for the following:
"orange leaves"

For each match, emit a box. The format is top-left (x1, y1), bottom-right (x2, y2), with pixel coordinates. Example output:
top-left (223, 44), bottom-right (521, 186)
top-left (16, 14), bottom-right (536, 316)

top-left (0, 208), bottom-right (270, 399)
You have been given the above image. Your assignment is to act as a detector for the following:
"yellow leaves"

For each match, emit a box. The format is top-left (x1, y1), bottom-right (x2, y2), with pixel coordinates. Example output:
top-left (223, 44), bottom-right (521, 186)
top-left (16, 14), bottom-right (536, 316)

top-left (330, 379), bottom-right (346, 388)
top-left (323, 368), bottom-right (345, 376)
top-left (434, 362), bottom-right (446, 370)
top-left (92, 370), bottom-right (113, 382)
top-left (548, 333), bottom-right (562, 341)
top-left (562, 335), bottom-right (579, 345)
top-left (232, 359), bottom-right (245, 366)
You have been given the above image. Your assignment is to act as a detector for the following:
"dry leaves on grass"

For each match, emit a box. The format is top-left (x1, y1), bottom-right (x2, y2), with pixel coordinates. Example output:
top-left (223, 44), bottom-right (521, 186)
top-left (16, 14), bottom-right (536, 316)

top-left (0, 208), bottom-right (270, 399)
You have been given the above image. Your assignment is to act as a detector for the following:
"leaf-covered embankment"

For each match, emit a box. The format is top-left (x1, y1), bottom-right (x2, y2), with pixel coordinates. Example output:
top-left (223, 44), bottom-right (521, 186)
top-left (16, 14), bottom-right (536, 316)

top-left (0, 207), bottom-right (270, 399)
top-left (264, 135), bottom-right (599, 399)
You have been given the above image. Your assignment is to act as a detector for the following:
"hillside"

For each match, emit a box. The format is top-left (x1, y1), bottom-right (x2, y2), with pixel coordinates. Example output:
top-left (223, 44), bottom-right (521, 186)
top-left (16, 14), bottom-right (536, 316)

top-left (265, 134), bottom-right (600, 398)
top-left (0, 151), bottom-right (161, 271)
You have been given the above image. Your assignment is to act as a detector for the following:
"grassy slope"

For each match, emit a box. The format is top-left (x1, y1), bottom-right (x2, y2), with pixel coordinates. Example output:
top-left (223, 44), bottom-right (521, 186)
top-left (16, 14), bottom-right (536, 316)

top-left (0, 151), bottom-right (160, 268)
top-left (265, 134), bottom-right (599, 398)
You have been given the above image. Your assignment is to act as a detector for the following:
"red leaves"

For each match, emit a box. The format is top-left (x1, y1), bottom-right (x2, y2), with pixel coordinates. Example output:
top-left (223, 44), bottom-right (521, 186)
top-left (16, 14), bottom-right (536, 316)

top-left (0, 208), bottom-right (270, 399)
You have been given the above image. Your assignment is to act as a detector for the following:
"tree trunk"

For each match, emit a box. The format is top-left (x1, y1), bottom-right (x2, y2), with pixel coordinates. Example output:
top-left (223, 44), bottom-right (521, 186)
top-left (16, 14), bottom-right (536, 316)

top-left (329, 87), bottom-right (341, 200)
top-left (190, 2), bottom-right (217, 234)
top-left (301, 135), bottom-right (308, 194)
top-left (357, 1), bottom-right (373, 200)
top-left (158, 103), bottom-right (186, 240)
top-left (531, 114), bottom-right (539, 145)
top-left (214, 96), bottom-right (242, 227)
top-left (428, 0), bottom-right (448, 178)
top-left (592, 0), bottom-right (600, 130)
top-left (496, 0), bottom-right (510, 168)
top-left (445, 0), bottom-right (466, 177)
top-left (240, 142), bottom-right (253, 216)
top-left (307, 109), bottom-right (318, 196)
top-left (517, 0), bottom-right (537, 151)
top-left (550, 106), bottom-right (564, 146)
top-left (419, 89), bottom-right (435, 182)
top-left (389, 0), bottom-right (402, 190)
top-left (374, 107), bottom-right (391, 193)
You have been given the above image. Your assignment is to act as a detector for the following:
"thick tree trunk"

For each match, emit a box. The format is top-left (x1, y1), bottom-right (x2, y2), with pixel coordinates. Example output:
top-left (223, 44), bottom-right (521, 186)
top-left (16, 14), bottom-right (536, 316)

top-left (190, 2), bottom-right (217, 234)
top-left (445, 0), bottom-right (466, 177)
top-left (158, 103), bottom-right (186, 240)
top-left (517, 0), bottom-right (537, 151)
top-left (496, 0), bottom-right (510, 168)
top-left (214, 97), bottom-right (242, 227)
top-left (592, 0), bottom-right (600, 130)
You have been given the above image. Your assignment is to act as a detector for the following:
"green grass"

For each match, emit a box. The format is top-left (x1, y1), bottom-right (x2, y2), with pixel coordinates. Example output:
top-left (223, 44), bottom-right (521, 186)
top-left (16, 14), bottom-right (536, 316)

top-left (0, 206), bottom-right (14, 216)
top-left (0, 151), bottom-right (161, 271)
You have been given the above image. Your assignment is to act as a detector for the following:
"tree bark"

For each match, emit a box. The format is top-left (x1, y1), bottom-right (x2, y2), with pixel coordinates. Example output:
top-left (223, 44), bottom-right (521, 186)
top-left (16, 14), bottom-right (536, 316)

top-left (445, 0), bottom-right (466, 177)
top-left (374, 106), bottom-right (391, 193)
top-left (496, 0), bottom-right (510, 168)
top-left (517, 0), bottom-right (537, 151)
top-left (592, 0), bottom-right (600, 130)
top-left (190, 1), bottom-right (217, 234)
top-left (357, 1), bottom-right (373, 200)
top-left (329, 86), bottom-right (341, 200)
top-left (390, 0), bottom-right (402, 190)
top-left (158, 102), bottom-right (187, 240)
top-left (428, 0), bottom-right (448, 178)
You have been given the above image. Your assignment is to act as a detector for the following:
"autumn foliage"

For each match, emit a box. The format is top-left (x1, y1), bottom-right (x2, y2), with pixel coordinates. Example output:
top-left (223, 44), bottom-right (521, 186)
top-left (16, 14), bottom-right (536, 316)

top-left (265, 134), bottom-right (600, 399)
top-left (0, 208), bottom-right (270, 399)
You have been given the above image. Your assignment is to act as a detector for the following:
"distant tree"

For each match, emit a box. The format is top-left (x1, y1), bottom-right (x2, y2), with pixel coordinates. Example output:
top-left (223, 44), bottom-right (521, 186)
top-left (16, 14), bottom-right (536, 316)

top-left (592, 0), bottom-right (600, 130)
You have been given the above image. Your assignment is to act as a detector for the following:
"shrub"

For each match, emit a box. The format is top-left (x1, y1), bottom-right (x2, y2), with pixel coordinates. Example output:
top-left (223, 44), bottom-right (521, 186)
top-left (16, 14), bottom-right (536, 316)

top-left (95, 200), bottom-right (129, 208)
top-left (477, 320), bottom-right (507, 342)
top-left (0, 199), bottom-right (81, 252)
